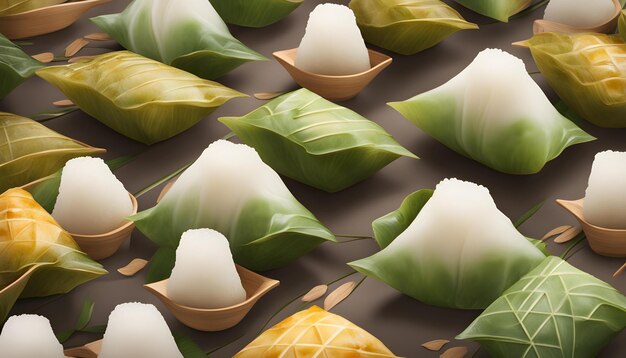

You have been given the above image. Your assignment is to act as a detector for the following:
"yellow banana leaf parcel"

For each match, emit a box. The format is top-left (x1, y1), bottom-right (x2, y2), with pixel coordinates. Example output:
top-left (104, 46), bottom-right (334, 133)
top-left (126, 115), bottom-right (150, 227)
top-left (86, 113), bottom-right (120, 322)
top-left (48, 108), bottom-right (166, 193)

top-left (0, 188), bottom-right (107, 321)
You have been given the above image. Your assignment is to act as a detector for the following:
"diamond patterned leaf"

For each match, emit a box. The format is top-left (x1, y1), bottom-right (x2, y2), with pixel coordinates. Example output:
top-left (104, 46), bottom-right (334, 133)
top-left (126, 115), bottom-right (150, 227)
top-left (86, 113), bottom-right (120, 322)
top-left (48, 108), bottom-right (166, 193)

top-left (458, 256), bottom-right (626, 358)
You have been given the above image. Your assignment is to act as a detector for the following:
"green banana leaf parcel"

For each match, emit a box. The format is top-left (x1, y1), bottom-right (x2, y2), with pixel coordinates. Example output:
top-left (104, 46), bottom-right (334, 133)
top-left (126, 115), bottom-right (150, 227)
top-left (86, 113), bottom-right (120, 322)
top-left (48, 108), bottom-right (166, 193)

top-left (0, 34), bottom-right (43, 99)
top-left (91, 0), bottom-right (266, 80)
top-left (453, 0), bottom-right (530, 22)
top-left (36, 51), bottom-right (246, 145)
top-left (349, 0), bottom-right (478, 55)
top-left (209, 0), bottom-right (303, 28)
top-left (458, 256), bottom-right (626, 358)
top-left (219, 89), bottom-right (417, 193)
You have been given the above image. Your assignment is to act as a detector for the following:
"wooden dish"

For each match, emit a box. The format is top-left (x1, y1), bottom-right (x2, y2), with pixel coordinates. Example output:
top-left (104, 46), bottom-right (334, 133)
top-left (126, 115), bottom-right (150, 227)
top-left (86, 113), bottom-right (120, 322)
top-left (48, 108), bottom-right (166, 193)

top-left (533, 0), bottom-right (621, 35)
top-left (64, 339), bottom-right (102, 358)
top-left (273, 48), bottom-right (392, 101)
top-left (144, 265), bottom-right (279, 331)
top-left (556, 198), bottom-right (626, 257)
top-left (0, 0), bottom-right (111, 40)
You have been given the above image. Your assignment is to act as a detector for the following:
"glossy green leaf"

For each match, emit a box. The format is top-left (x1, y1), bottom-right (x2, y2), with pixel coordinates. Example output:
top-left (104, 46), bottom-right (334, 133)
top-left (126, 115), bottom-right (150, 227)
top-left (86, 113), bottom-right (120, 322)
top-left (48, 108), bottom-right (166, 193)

top-left (349, 0), bottom-right (478, 55)
top-left (0, 112), bottom-right (105, 193)
top-left (36, 51), bottom-right (246, 145)
top-left (219, 89), bottom-right (417, 193)
top-left (453, 0), bottom-right (531, 22)
top-left (0, 189), bottom-right (107, 321)
top-left (458, 256), bottom-right (626, 358)
top-left (132, 140), bottom-right (335, 279)
top-left (0, 0), bottom-right (64, 16)
top-left (527, 33), bottom-right (626, 128)
top-left (209, 0), bottom-right (302, 28)
top-left (91, 0), bottom-right (266, 80)
top-left (174, 333), bottom-right (206, 358)
top-left (0, 33), bottom-right (43, 99)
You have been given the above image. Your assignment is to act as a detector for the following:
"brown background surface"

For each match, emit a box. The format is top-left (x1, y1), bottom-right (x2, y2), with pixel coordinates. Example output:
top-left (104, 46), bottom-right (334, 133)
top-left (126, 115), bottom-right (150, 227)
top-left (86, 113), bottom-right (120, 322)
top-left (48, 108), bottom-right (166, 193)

top-left (2, 0), bottom-right (625, 357)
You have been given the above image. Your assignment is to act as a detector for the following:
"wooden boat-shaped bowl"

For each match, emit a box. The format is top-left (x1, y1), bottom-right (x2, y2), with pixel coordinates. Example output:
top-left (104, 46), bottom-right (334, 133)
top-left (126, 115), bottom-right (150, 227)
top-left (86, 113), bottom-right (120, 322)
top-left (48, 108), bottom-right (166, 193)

top-left (65, 339), bottom-right (102, 358)
top-left (144, 265), bottom-right (279, 331)
top-left (0, 0), bottom-right (111, 40)
top-left (556, 198), bottom-right (626, 257)
top-left (273, 48), bottom-right (392, 102)
top-left (533, 0), bottom-right (621, 35)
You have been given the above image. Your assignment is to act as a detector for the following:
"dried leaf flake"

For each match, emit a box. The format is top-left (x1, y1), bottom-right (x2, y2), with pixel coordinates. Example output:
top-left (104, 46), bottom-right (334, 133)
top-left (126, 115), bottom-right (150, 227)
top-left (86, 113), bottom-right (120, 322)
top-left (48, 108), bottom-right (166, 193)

top-left (84, 32), bottom-right (111, 41)
top-left (302, 285), bottom-right (328, 302)
top-left (541, 225), bottom-right (572, 241)
top-left (65, 38), bottom-right (90, 57)
top-left (254, 92), bottom-right (286, 100)
top-left (614, 262), bottom-right (626, 278)
top-left (422, 339), bottom-right (449, 351)
top-left (32, 52), bottom-right (54, 63)
top-left (53, 99), bottom-right (74, 107)
top-left (440, 346), bottom-right (468, 358)
top-left (554, 226), bottom-right (582, 244)
top-left (117, 258), bottom-right (148, 277)
top-left (323, 281), bottom-right (356, 311)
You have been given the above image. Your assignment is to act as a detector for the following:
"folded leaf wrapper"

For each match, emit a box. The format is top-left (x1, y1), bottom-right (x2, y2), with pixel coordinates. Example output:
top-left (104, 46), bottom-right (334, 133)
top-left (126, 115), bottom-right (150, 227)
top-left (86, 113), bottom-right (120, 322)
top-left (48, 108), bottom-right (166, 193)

top-left (220, 89), bottom-right (417, 193)
top-left (132, 140), bottom-right (334, 280)
top-left (209, 0), bottom-right (302, 28)
top-left (0, 188), bottom-right (107, 321)
top-left (91, 0), bottom-right (266, 79)
top-left (389, 48), bottom-right (594, 174)
top-left (350, 179), bottom-right (547, 309)
top-left (458, 256), bottom-right (626, 357)
top-left (0, 0), bottom-right (65, 16)
top-left (0, 34), bottom-right (43, 99)
top-left (36, 51), bottom-right (246, 145)
top-left (453, 0), bottom-right (530, 22)
top-left (527, 32), bottom-right (626, 128)
top-left (349, 0), bottom-right (478, 55)
top-left (0, 112), bottom-right (104, 192)
top-left (234, 306), bottom-right (397, 357)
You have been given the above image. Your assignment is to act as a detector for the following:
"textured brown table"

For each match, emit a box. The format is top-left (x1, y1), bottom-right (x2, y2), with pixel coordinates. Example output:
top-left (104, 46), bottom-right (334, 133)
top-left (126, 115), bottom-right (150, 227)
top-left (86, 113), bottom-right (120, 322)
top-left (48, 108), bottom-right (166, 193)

top-left (2, 0), bottom-right (625, 357)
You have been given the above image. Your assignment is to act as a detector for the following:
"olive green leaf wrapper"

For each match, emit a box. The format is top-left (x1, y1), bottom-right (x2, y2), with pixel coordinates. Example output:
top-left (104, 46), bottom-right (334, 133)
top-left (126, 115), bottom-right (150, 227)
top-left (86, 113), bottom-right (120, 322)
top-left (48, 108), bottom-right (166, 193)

top-left (0, 34), bottom-right (43, 99)
top-left (36, 51), bottom-right (246, 145)
top-left (453, 0), bottom-right (530, 22)
top-left (0, 0), bottom-right (65, 16)
top-left (349, 0), bottom-right (478, 55)
top-left (132, 141), bottom-right (335, 279)
top-left (0, 188), bottom-right (107, 321)
top-left (209, 0), bottom-right (303, 28)
top-left (219, 89), bottom-right (417, 193)
top-left (91, 0), bottom-right (266, 80)
top-left (527, 33), bottom-right (626, 128)
top-left (620, 10), bottom-right (626, 41)
top-left (0, 112), bottom-right (105, 193)
top-left (458, 256), bottom-right (626, 357)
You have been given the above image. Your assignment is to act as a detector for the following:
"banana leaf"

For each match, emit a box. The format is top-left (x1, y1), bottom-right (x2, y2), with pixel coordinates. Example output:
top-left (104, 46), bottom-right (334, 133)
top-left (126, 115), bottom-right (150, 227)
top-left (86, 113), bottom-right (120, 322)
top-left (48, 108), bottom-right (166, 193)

top-left (458, 256), bottom-right (626, 358)
top-left (132, 140), bottom-right (335, 279)
top-left (0, 188), bottom-right (107, 321)
top-left (234, 306), bottom-right (397, 357)
top-left (219, 89), bottom-right (417, 193)
top-left (349, 179), bottom-right (547, 309)
top-left (620, 10), bottom-right (626, 41)
top-left (349, 0), bottom-right (478, 55)
top-left (36, 51), bottom-right (246, 145)
top-left (91, 0), bottom-right (266, 80)
top-left (0, 112), bottom-right (105, 193)
top-left (209, 0), bottom-right (302, 28)
top-left (0, 33), bottom-right (43, 99)
top-left (526, 33), bottom-right (626, 128)
top-left (453, 0), bottom-right (531, 22)
top-left (0, 0), bottom-right (64, 15)
top-left (389, 48), bottom-right (594, 174)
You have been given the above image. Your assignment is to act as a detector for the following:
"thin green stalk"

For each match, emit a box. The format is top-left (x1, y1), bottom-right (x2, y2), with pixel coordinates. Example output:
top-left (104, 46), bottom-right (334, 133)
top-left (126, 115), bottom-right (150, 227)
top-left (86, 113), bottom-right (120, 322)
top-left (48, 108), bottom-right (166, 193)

top-left (336, 238), bottom-right (372, 244)
top-left (30, 106), bottom-right (79, 122)
top-left (514, 199), bottom-right (545, 228)
top-left (560, 232), bottom-right (586, 260)
top-left (134, 162), bottom-right (191, 198)
top-left (206, 334), bottom-right (244, 356)
top-left (222, 131), bottom-right (237, 141)
top-left (334, 234), bottom-right (374, 239)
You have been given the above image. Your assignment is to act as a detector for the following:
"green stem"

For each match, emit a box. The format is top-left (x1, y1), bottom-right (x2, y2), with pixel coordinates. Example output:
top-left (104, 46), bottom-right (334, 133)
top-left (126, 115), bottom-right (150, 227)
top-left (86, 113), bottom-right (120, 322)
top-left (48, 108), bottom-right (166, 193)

top-left (334, 234), bottom-right (374, 240)
top-left (206, 334), bottom-right (244, 356)
top-left (222, 131), bottom-right (237, 141)
top-left (560, 232), bottom-right (586, 260)
top-left (336, 238), bottom-right (372, 244)
top-left (30, 106), bottom-right (79, 122)
top-left (528, 71), bottom-right (541, 75)
top-left (134, 162), bottom-right (192, 198)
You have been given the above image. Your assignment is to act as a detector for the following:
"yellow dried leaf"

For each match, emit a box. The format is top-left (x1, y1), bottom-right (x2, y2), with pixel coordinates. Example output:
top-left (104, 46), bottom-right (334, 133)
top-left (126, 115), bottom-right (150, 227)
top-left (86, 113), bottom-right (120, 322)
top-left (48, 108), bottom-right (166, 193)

top-left (302, 284), bottom-right (328, 302)
top-left (422, 339), bottom-right (450, 351)
top-left (254, 92), bottom-right (286, 100)
top-left (614, 262), bottom-right (626, 278)
top-left (32, 52), bottom-right (54, 63)
top-left (324, 281), bottom-right (356, 311)
top-left (65, 38), bottom-right (90, 57)
top-left (53, 99), bottom-right (74, 107)
top-left (117, 258), bottom-right (148, 277)
top-left (440, 346), bottom-right (468, 358)
top-left (84, 32), bottom-right (111, 41)
top-left (554, 226), bottom-right (582, 244)
top-left (541, 225), bottom-right (573, 241)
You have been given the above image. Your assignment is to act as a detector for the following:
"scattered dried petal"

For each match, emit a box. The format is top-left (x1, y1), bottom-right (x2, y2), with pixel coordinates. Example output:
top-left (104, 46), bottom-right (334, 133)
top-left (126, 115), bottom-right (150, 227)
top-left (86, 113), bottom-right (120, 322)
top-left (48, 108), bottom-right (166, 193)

top-left (614, 262), bottom-right (626, 278)
top-left (117, 258), bottom-right (148, 277)
top-left (323, 281), bottom-right (356, 311)
top-left (422, 339), bottom-right (449, 351)
top-left (65, 38), bottom-right (90, 57)
top-left (254, 92), bottom-right (286, 100)
top-left (554, 226), bottom-right (582, 244)
top-left (440, 346), bottom-right (468, 358)
top-left (32, 52), bottom-right (54, 63)
top-left (541, 225), bottom-right (572, 241)
top-left (302, 285), bottom-right (328, 302)
top-left (84, 32), bottom-right (111, 41)
top-left (68, 55), bottom-right (97, 63)
top-left (53, 99), bottom-right (74, 107)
